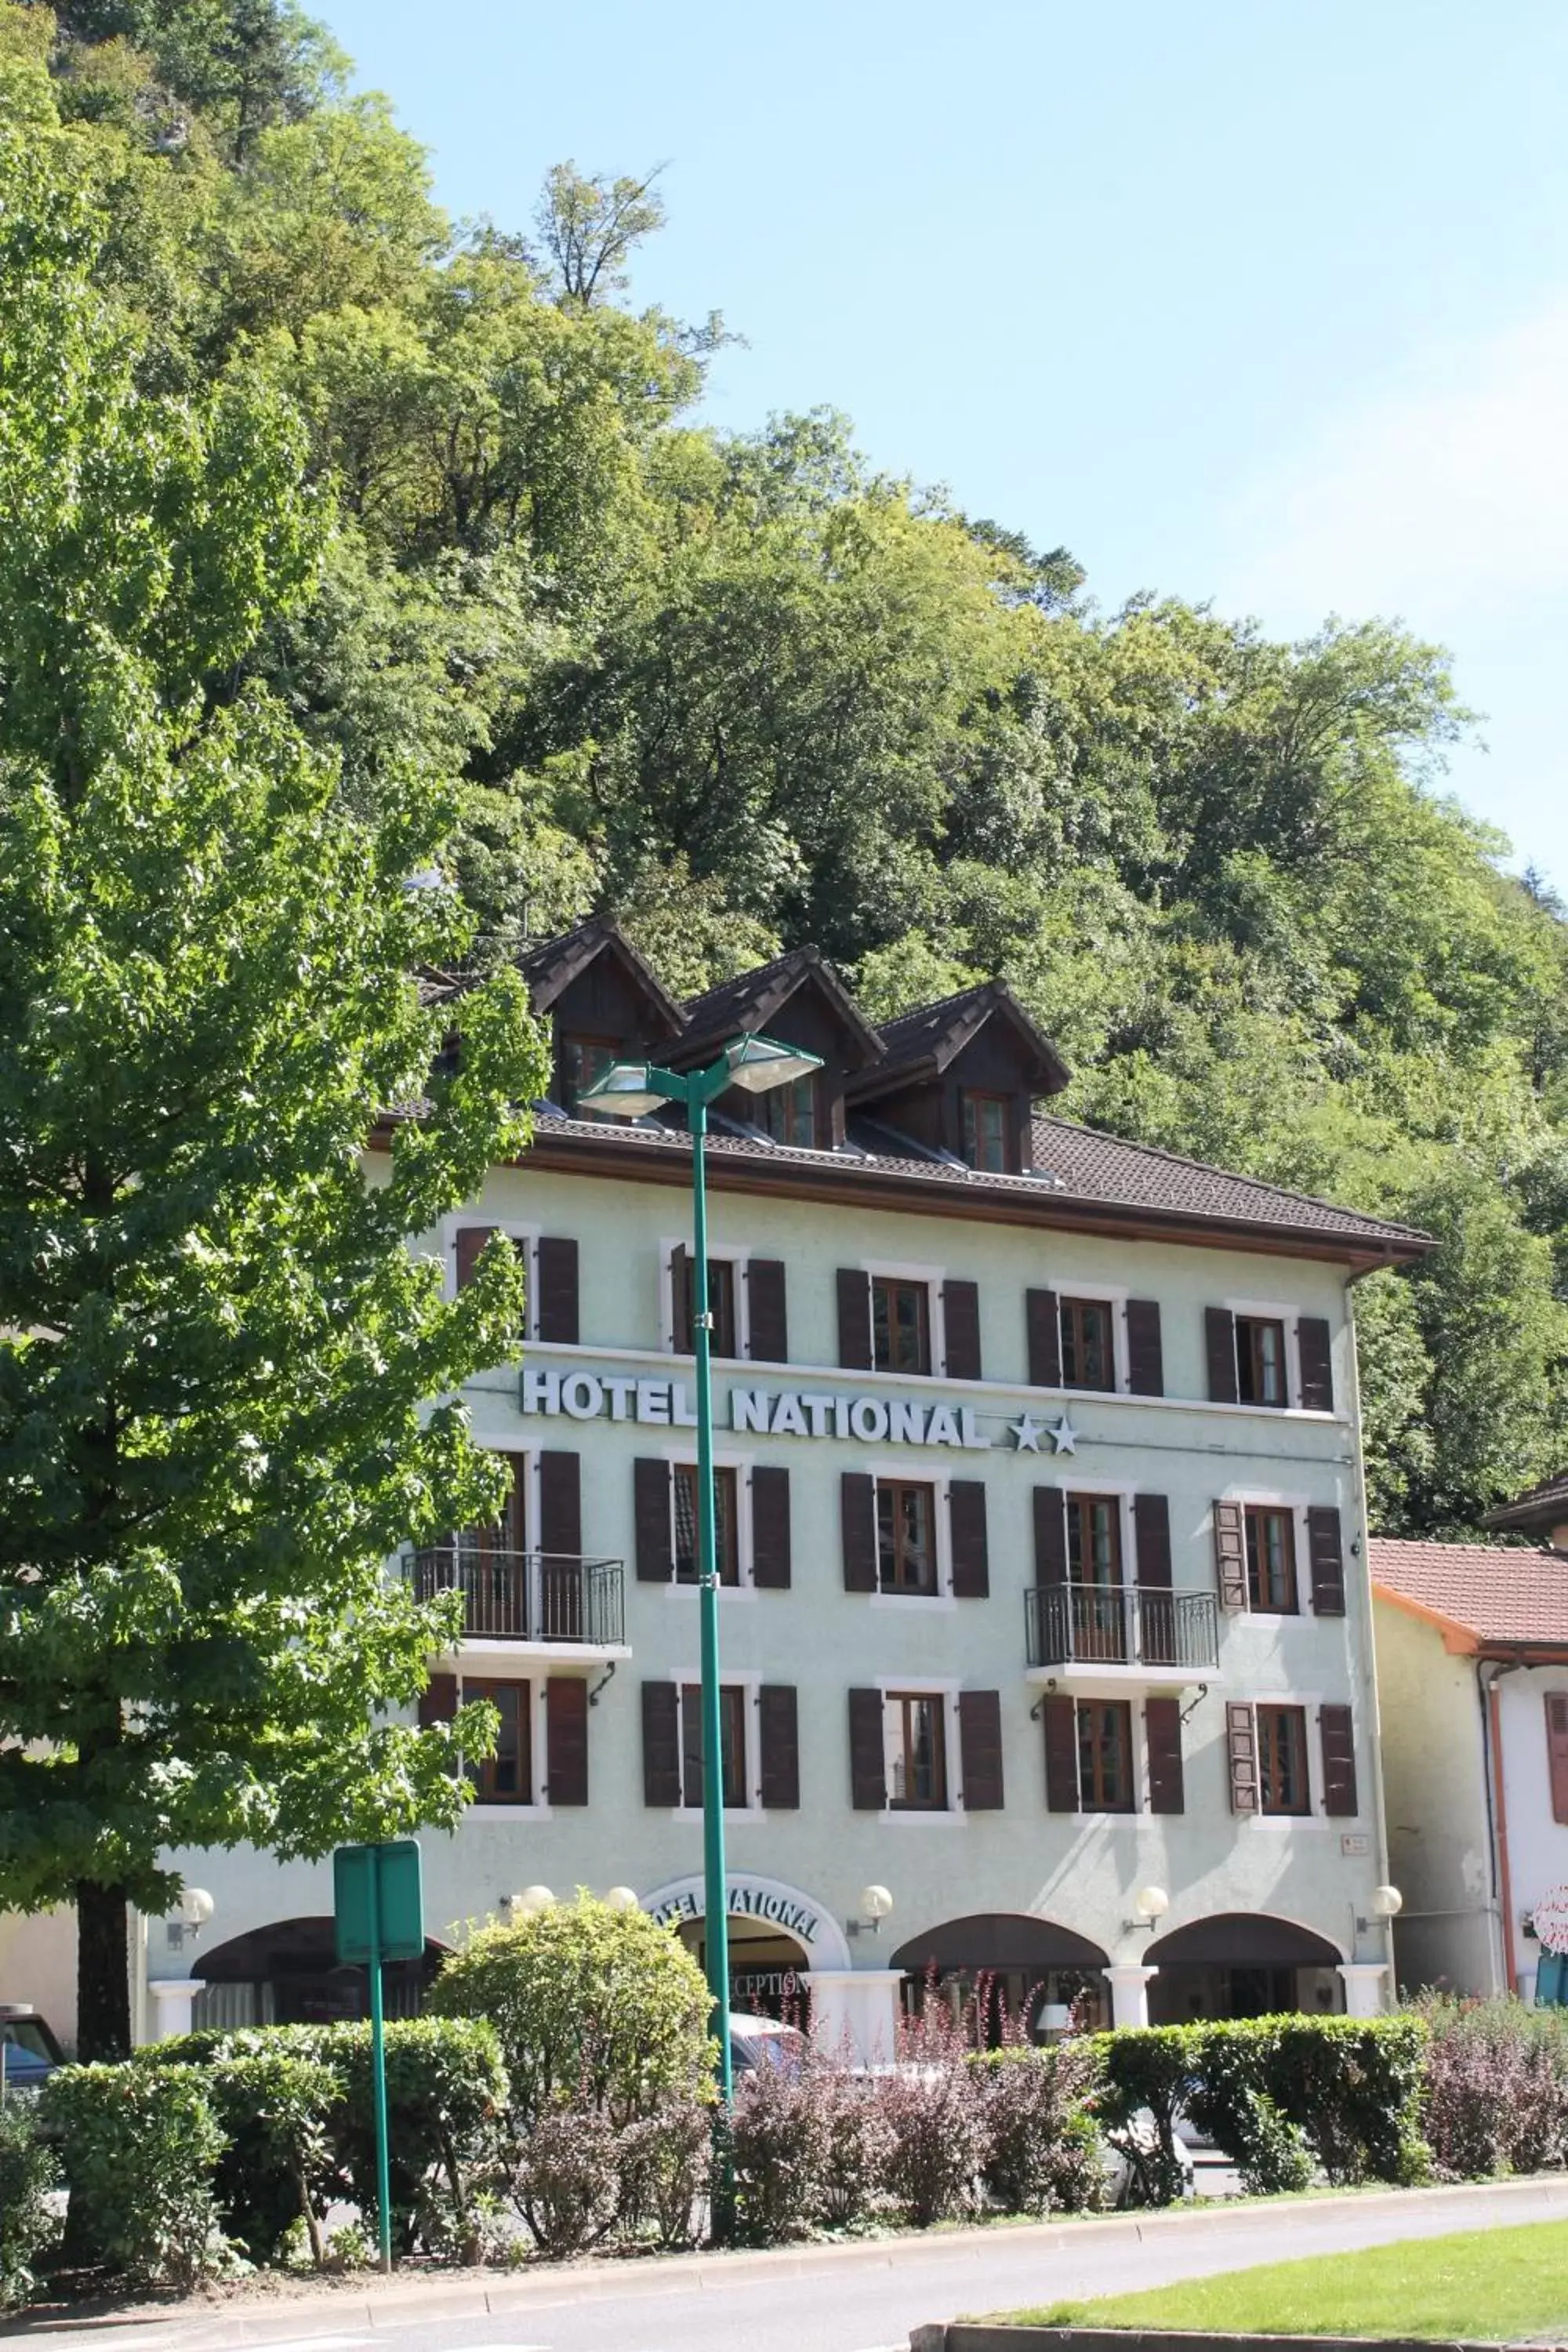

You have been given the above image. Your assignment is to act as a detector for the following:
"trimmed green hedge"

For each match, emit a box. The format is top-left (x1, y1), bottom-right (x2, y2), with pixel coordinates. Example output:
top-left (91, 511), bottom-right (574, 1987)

top-left (141, 2015), bottom-right (506, 2257)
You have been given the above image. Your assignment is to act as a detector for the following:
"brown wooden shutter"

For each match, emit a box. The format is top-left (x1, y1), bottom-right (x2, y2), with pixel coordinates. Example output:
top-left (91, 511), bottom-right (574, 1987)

top-left (670, 1244), bottom-right (693, 1353)
top-left (1226, 1701), bottom-right (1259, 1813)
top-left (1134, 1494), bottom-right (1172, 1588)
top-left (679, 1682), bottom-right (705, 1809)
top-left (1043, 1694), bottom-right (1079, 1813)
top-left (1125, 1299), bottom-right (1164, 1396)
top-left (1306, 1505), bottom-right (1346, 1617)
top-left (1298, 1316), bottom-right (1334, 1412)
top-left (943, 1279), bottom-right (982, 1380)
top-left (538, 1452), bottom-right (580, 1557)
top-left (1145, 1697), bottom-right (1185, 1815)
top-left (949, 1479), bottom-right (990, 1599)
top-left (746, 1259), bottom-right (789, 1363)
top-left (1545, 1694), bottom-right (1568, 1824)
top-left (454, 1226), bottom-right (497, 1290)
top-left (418, 1671), bottom-right (458, 1728)
top-left (841, 1471), bottom-right (877, 1592)
top-left (959, 1690), bottom-right (1004, 1809)
top-left (750, 1465), bottom-right (792, 1589)
top-left (545, 1676), bottom-right (589, 1806)
top-left (534, 1236), bottom-right (579, 1344)
top-left (1033, 1486), bottom-right (1068, 1587)
top-left (641, 1681), bottom-right (681, 1808)
top-left (837, 1268), bottom-right (873, 1370)
top-left (1206, 1306), bottom-right (1239, 1403)
top-left (1214, 1499), bottom-right (1247, 1611)
top-left (1025, 1288), bottom-right (1062, 1388)
top-left (1320, 1704), bottom-right (1358, 1817)
top-left (848, 1689), bottom-right (886, 1809)
top-left (758, 1685), bottom-right (800, 1809)
top-left (634, 1458), bottom-right (673, 1581)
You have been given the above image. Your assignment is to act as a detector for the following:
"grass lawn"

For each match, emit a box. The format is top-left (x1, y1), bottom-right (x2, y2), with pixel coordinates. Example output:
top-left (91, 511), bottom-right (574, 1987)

top-left (989, 2218), bottom-right (1568, 2339)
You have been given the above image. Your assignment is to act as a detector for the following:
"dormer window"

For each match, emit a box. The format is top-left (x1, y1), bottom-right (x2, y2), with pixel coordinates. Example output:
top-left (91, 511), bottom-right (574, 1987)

top-left (961, 1090), bottom-right (1014, 1173)
top-left (762, 1073), bottom-right (818, 1149)
top-left (563, 1035), bottom-right (619, 1117)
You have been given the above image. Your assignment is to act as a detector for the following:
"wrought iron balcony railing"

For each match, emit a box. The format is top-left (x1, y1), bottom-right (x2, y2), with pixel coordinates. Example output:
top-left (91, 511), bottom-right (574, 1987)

top-left (1025, 1582), bottom-right (1220, 1675)
top-left (402, 1547), bottom-right (625, 1647)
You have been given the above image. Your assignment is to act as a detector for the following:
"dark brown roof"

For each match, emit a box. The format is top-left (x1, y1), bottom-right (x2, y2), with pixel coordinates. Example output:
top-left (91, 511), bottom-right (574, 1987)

top-left (520, 916), bottom-right (684, 1036)
top-left (1483, 1472), bottom-right (1568, 1535)
top-left (848, 979), bottom-right (1069, 1100)
top-left (677, 946), bottom-right (884, 1065)
top-left (1031, 1119), bottom-right (1430, 1247)
top-left (1372, 1537), bottom-right (1568, 1650)
top-left (511, 1101), bottom-right (1432, 1262)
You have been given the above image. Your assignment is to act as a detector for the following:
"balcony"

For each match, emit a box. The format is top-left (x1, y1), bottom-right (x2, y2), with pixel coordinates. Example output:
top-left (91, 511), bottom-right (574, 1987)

top-left (402, 1547), bottom-right (626, 1654)
top-left (1025, 1583), bottom-right (1219, 1687)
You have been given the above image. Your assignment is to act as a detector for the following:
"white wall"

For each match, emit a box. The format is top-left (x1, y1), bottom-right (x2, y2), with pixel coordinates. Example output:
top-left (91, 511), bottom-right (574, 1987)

top-left (1374, 1599), bottom-right (1501, 1997)
top-left (1497, 1665), bottom-right (1568, 2000)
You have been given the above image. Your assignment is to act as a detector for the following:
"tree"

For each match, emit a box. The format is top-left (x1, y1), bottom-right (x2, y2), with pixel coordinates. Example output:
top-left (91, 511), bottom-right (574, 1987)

top-left (535, 160), bottom-right (667, 308)
top-left (0, 116), bottom-right (547, 2055)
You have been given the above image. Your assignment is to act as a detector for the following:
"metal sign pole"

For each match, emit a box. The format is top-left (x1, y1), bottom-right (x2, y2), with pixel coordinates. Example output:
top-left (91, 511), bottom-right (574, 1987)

top-left (368, 1853), bottom-right (393, 2273)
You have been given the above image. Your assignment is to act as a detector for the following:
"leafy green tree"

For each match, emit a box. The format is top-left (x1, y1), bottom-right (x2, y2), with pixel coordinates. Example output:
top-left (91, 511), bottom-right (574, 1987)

top-left (0, 108), bottom-right (546, 2056)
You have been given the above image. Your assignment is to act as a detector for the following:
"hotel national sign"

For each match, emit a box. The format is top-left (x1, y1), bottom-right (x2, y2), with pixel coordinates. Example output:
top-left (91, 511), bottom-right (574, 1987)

top-left (521, 1368), bottom-right (1080, 1455)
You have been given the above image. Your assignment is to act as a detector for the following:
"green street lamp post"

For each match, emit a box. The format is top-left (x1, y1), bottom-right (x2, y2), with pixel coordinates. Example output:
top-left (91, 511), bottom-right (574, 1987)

top-left (582, 1034), bottom-right (824, 2118)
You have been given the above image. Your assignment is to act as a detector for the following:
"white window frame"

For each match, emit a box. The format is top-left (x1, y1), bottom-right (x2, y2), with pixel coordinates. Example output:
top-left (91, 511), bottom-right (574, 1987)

top-left (1225, 1296), bottom-right (1305, 1411)
top-left (1237, 1689), bottom-right (1332, 1831)
top-left (875, 1676), bottom-right (965, 1821)
top-left (863, 1461), bottom-right (956, 1606)
top-left (668, 1666), bottom-right (767, 1820)
top-left (1048, 1280), bottom-right (1131, 1396)
top-left (453, 1667), bottom-right (550, 1818)
top-left (1225, 1486), bottom-right (1312, 1622)
top-left (861, 1257), bottom-right (950, 1378)
top-left (442, 1214), bottom-right (542, 1341)
top-left (655, 1446), bottom-right (757, 1596)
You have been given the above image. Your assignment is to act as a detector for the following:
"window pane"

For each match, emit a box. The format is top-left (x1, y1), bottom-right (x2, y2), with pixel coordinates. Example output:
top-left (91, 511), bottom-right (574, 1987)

top-left (674, 1465), bottom-right (739, 1584)
top-left (1259, 1705), bottom-right (1309, 1813)
top-left (878, 1481), bottom-right (936, 1592)
top-left (1076, 1700), bottom-right (1132, 1811)
top-left (1061, 1298), bottom-right (1113, 1391)
top-left (764, 1075), bottom-right (817, 1147)
top-left (961, 1092), bottom-right (1010, 1172)
top-left (1245, 1508), bottom-right (1296, 1612)
top-left (891, 1693), bottom-right (946, 1808)
top-left (681, 1683), bottom-right (748, 1808)
top-left (469, 1681), bottom-right (530, 1804)
top-left (873, 1279), bottom-right (930, 1374)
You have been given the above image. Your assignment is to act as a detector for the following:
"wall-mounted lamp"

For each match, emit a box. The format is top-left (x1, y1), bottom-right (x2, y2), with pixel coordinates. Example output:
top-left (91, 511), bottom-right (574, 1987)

top-left (603, 1886), bottom-right (641, 1912)
top-left (1120, 1885), bottom-right (1171, 1935)
top-left (1356, 1884), bottom-right (1403, 1933)
top-left (501, 1885), bottom-right (556, 1923)
top-left (166, 1887), bottom-right (215, 1949)
top-left (847, 1884), bottom-right (895, 1938)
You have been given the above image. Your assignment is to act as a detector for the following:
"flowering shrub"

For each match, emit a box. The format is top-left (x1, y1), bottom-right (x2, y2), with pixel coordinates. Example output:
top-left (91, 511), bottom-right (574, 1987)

top-left (977, 2042), bottom-right (1105, 2214)
top-left (616, 2100), bottom-right (712, 2247)
top-left (1417, 1995), bottom-right (1568, 2180)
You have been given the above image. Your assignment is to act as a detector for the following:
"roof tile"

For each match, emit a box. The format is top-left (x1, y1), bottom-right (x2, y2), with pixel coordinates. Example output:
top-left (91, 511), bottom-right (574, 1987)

top-left (1371, 1537), bottom-right (1568, 1646)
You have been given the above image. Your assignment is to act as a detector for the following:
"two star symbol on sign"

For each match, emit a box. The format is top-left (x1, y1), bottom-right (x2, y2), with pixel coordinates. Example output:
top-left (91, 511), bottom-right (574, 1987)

top-left (1008, 1410), bottom-right (1077, 1454)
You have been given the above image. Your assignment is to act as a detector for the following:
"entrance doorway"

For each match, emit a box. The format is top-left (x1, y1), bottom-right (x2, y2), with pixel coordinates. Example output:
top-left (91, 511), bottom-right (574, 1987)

top-left (679, 1911), bottom-right (811, 2027)
top-left (1144, 1913), bottom-right (1343, 2024)
top-left (193, 1915), bottom-right (443, 2030)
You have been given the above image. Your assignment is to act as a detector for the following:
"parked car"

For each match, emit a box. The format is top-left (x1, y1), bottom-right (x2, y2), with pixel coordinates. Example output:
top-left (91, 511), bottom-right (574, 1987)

top-left (729, 2013), bottom-right (807, 2077)
top-left (0, 2004), bottom-right (65, 2092)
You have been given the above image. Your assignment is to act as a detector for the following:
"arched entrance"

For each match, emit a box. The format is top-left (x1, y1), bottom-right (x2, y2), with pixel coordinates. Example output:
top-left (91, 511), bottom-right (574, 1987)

top-left (641, 1871), bottom-right (851, 2031)
top-left (891, 1914), bottom-right (1111, 2043)
top-left (195, 1916), bottom-right (447, 2031)
top-left (1145, 1912), bottom-right (1345, 2025)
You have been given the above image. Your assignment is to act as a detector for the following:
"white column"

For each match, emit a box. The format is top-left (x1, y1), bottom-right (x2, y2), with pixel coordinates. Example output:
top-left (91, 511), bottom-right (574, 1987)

top-left (1103, 1963), bottom-right (1159, 2028)
top-left (1337, 1963), bottom-right (1388, 2017)
top-left (146, 1978), bottom-right (205, 2043)
top-left (803, 1969), bottom-right (903, 2067)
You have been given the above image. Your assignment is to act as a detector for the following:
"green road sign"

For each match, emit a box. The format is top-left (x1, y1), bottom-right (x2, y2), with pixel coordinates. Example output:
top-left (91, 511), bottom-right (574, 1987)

top-left (333, 1839), bottom-right (423, 1965)
top-left (333, 1840), bottom-right (424, 2272)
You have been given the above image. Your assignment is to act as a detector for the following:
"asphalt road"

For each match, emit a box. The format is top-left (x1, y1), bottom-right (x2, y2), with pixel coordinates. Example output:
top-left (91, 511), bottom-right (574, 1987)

top-left (10, 2176), bottom-right (1568, 2352)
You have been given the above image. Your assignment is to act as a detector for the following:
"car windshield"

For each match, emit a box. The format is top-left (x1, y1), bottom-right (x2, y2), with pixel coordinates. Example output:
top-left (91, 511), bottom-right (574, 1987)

top-left (1, 2020), bottom-right (54, 2062)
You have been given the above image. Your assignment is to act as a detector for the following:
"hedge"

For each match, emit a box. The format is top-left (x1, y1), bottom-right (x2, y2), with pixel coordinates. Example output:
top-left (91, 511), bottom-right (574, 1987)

top-left (42, 2063), bottom-right (229, 2289)
top-left (142, 2015), bottom-right (506, 2257)
top-left (0, 2100), bottom-right (60, 2310)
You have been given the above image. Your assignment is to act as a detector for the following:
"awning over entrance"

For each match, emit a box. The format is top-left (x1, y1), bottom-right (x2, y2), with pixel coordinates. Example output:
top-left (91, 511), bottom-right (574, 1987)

top-left (1145, 1912), bottom-right (1342, 1968)
top-left (891, 1914), bottom-right (1109, 1972)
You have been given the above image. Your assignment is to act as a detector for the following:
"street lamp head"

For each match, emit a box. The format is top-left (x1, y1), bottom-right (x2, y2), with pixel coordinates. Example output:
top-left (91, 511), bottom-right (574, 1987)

top-left (578, 1061), bottom-right (670, 1120)
top-left (723, 1033), bottom-right (825, 1094)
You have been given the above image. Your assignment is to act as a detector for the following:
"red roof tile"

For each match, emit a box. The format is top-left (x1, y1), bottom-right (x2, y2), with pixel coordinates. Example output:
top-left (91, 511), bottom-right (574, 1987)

top-left (1371, 1537), bottom-right (1568, 1648)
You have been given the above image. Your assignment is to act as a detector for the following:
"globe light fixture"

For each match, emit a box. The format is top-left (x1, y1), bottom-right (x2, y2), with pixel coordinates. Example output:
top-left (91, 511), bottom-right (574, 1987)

top-left (179, 1887), bottom-right (216, 1929)
top-left (849, 1884), bottom-right (895, 1936)
top-left (1123, 1886), bottom-right (1171, 1933)
top-left (515, 1885), bottom-right (555, 1915)
top-left (1370, 1885), bottom-right (1403, 1919)
top-left (604, 1886), bottom-right (641, 1911)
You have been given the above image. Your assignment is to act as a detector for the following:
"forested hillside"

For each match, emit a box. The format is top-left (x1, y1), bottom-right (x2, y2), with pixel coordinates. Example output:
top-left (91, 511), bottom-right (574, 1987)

top-left (7, 0), bottom-right (1567, 1534)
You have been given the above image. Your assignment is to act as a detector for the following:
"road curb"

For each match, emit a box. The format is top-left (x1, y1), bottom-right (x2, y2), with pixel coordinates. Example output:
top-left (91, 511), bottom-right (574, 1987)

top-left (8, 2173), bottom-right (1568, 2343)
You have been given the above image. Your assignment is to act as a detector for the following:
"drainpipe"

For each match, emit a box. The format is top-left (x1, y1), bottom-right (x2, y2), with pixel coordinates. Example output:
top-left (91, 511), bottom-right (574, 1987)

top-left (1343, 1278), bottom-right (1399, 2000)
top-left (1478, 1659), bottom-right (1522, 1994)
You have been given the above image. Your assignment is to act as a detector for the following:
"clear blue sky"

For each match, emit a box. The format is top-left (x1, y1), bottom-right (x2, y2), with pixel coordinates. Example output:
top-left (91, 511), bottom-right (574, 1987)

top-left (321, 0), bottom-right (1568, 889)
